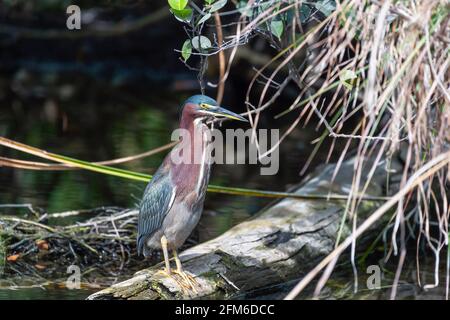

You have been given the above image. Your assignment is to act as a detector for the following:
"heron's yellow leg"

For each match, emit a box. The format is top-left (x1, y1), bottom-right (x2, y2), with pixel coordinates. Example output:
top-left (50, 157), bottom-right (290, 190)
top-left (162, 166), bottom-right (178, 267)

top-left (155, 239), bottom-right (198, 294)
top-left (173, 249), bottom-right (183, 273)
top-left (172, 249), bottom-right (198, 292)
top-left (160, 235), bottom-right (171, 274)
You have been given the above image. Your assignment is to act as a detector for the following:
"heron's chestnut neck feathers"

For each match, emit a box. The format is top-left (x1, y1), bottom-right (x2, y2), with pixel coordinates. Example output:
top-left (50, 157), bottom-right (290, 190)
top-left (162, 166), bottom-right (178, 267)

top-left (169, 103), bottom-right (211, 201)
top-left (179, 102), bottom-right (203, 130)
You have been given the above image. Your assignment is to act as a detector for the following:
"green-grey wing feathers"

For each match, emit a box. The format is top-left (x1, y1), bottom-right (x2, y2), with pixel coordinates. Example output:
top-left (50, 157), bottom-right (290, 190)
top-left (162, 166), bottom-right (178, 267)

top-left (137, 169), bottom-right (175, 256)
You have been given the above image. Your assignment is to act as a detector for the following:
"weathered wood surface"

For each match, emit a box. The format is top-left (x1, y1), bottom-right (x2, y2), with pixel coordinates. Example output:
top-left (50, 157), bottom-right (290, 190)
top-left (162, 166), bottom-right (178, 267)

top-left (88, 157), bottom-right (401, 300)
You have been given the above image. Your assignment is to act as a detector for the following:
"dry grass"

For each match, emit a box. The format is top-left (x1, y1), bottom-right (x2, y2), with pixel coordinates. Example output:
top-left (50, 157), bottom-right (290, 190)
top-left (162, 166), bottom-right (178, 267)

top-left (198, 0), bottom-right (450, 299)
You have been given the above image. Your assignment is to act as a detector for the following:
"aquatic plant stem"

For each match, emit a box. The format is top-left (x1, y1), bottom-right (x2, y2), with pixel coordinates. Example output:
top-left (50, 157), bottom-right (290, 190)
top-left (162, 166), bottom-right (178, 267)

top-left (0, 136), bottom-right (389, 201)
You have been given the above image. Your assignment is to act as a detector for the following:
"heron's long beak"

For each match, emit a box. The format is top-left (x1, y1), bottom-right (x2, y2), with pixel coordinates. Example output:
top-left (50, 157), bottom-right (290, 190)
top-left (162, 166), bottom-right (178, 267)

top-left (211, 106), bottom-right (248, 122)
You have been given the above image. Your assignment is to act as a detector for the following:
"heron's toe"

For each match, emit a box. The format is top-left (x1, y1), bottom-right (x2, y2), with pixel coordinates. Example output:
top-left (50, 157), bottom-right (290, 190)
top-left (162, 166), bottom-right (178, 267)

top-left (154, 267), bottom-right (199, 294)
top-left (173, 269), bottom-right (199, 293)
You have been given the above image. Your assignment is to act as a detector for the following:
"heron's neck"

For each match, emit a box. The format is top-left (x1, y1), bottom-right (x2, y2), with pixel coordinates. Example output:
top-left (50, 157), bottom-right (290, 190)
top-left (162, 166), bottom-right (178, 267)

top-left (177, 113), bottom-right (209, 164)
top-left (179, 112), bottom-right (207, 143)
top-left (171, 114), bottom-right (211, 194)
top-left (179, 111), bottom-right (194, 131)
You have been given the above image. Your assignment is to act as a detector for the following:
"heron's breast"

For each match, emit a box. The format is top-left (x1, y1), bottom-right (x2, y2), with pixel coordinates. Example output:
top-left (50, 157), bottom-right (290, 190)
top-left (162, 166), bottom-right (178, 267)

top-left (170, 124), bottom-right (212, 199)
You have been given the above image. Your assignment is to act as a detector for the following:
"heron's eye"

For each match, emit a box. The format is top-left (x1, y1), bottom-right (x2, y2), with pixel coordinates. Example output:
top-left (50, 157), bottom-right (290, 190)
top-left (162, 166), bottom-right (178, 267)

top-left (200, 103), bottom-right (210, 109)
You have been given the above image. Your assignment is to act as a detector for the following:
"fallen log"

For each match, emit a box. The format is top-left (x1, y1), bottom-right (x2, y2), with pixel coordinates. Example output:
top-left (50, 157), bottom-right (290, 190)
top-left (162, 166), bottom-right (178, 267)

top-left (88, 157), bottom-right (401, 300)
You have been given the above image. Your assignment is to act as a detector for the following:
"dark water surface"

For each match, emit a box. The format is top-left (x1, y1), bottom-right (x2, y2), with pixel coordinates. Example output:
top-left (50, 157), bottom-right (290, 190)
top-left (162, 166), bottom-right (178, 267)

top-left (0, 287), bottom-right (94, 300)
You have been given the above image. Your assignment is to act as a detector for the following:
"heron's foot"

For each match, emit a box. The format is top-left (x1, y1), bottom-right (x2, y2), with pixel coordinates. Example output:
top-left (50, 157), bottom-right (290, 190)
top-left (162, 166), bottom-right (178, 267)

top-left (172, 269), bottom-right (199, 293)
top-left (155, 267), bottom-right (199, 294)
top-left (155, 267), bottom-right (172, 278)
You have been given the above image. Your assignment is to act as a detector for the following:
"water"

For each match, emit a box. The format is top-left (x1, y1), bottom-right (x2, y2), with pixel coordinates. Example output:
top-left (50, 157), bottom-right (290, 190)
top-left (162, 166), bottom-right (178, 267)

top-left (0, 287), bottom-right (94, 300)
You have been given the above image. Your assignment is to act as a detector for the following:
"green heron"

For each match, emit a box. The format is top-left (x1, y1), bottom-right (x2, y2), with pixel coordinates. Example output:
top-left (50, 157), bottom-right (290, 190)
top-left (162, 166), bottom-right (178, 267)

top-left (137, 95), bottom-right (247, 287)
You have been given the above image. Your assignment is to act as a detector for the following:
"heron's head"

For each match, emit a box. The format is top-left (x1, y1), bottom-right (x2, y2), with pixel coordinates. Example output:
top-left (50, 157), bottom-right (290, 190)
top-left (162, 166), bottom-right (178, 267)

top-left (182, 95), bottom-right (248, 122)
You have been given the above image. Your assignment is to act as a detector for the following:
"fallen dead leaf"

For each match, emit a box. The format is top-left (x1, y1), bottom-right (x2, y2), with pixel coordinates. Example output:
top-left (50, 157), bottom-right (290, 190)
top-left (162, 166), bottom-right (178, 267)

top-left (36, 239), bottom-right (49, 250)
top-left (7, 254), bottom-right (20, 262)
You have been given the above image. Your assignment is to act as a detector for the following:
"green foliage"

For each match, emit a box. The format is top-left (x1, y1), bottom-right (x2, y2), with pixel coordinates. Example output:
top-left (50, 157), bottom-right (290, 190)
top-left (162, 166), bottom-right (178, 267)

top-left (270, 20), bottom-right (284, 39)
top-left (167, 0), bottom-right (188, 11)
top-left (191, 35), bottom-right (212, 51)
top-left (167, 0), bottom-right (192, 22)
top-left (240, 1), bottom-right (337, 43)
top-left (167, 0), bottom-right (338, 46)
top-left (339, 69), bottom-right (358, 90)
top-left (209, 0), bottom-right (227, 12)
top-left (315, 0), bottom-right (336, 16)
top-left (198, 13), bottom-right (212, 25)
top-left (236, 1), bottom-right (252, 17)
top-left (170, 8), bottom-right (193, 23)
top-left (181, 39), bottom-right (193, 61)
top-left (299, 4), bottom-right (313, 21)
top-left (196, 0), bottom-right (228, 25)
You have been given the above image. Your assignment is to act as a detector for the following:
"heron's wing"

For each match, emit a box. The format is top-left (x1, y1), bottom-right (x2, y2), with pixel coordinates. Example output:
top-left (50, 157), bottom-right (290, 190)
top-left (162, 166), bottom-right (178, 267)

top-left (137, 164), bottom-right (175, 256)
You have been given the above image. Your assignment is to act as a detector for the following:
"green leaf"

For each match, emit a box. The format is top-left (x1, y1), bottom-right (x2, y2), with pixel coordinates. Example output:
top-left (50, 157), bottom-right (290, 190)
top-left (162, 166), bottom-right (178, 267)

top-left (339, 69), bottom-right (357, 90)
top-left (191, 35), bottom-right (212, 51)
top-left (168, 0), bottom-right (188, 10)
top-left (315, 0), bottom-right (336, 17)
top-left (197, 13), bottom-right (211, 25)
top-left (181, 39), bottom-right (192, 61)
top-left (170, 8), bottom-right (193, 23)
top-left (270, 20), bottom-right (284, 39)
top-left (299, 5), bottom-right (312, 22)
top-left (209, 0), bottom-right (227, 12)
top-left (205, 0), bottom-right (214, 4)
top-left (236, 1), bottom-right (252, 17)
top-left (256, 1), bottom-right (271, 18)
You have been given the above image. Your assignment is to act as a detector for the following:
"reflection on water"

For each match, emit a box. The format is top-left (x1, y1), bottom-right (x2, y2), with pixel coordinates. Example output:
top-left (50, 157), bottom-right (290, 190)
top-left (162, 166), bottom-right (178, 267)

top-left (1, 100), bottom-right (173, 212)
